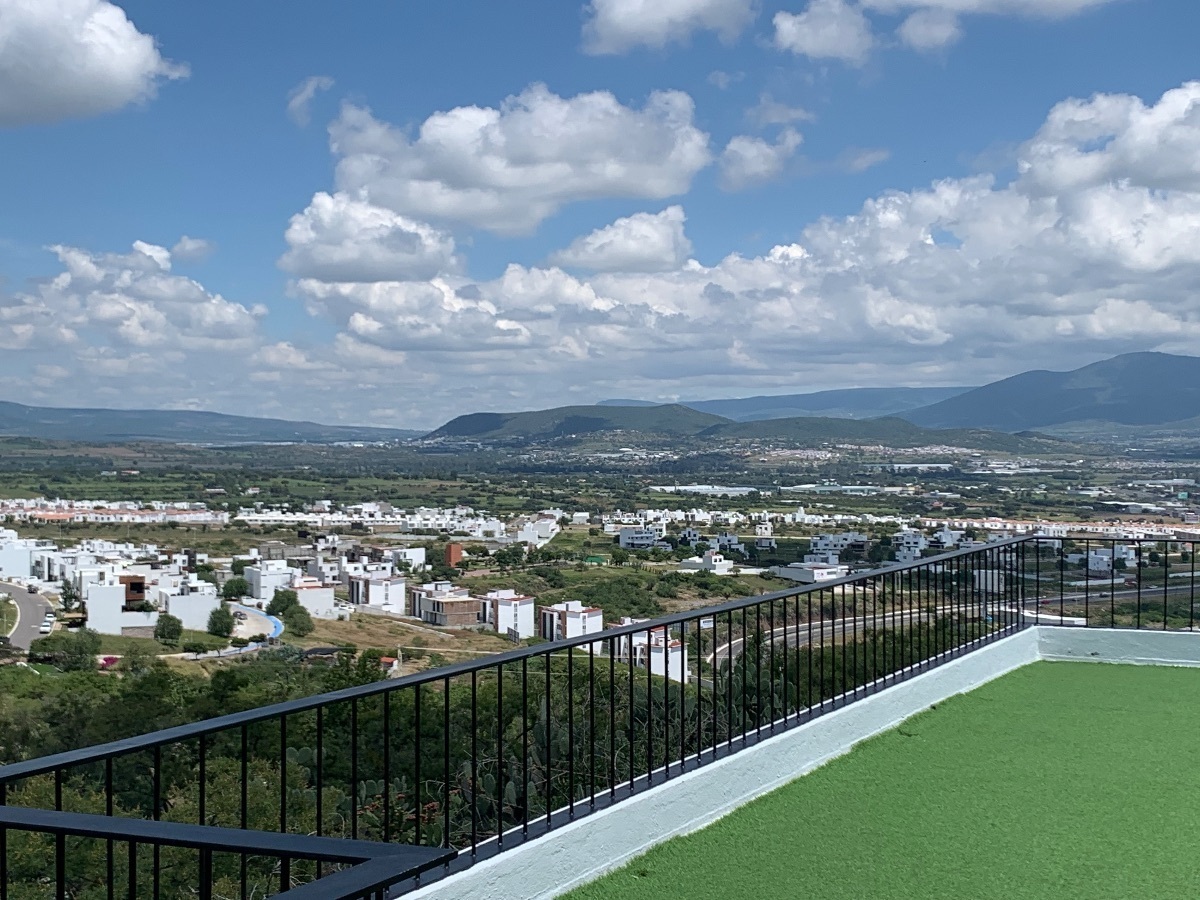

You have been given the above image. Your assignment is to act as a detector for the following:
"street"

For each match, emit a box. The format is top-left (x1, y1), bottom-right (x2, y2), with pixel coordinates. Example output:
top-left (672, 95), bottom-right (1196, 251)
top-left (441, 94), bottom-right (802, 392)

top-left (1, 581), bottom-right (51, 651)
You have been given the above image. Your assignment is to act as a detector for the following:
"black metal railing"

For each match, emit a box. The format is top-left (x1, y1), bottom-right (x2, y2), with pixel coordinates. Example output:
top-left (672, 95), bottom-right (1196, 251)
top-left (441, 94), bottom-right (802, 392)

top-left (0, 534), bottom-right (1195, 897)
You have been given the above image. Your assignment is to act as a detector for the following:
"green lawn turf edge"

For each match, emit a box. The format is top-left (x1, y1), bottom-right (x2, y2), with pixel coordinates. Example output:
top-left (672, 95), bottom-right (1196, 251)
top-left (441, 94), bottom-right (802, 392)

top-left (565, 661), bottom-right (1200, 900)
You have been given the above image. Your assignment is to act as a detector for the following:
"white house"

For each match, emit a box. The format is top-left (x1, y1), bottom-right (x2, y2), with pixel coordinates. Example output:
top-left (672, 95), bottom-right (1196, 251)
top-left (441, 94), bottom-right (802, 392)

top-left (770, 562), bottom-right (851, 584)
top-left (293, 577), bottom-right (340, 620)
top-left (85, 579), bottom-right (159, 636)
top-left (893, 530), bottom-right (929, 564)
top-left (679, 550), bottom-right (735, 575)
top-left (804, 550), bottom-right (841, 566)
top-left (390, 547), bottom-right (427, 572)
top-left (410, 581), bottom-right (472, 622)
top-left (479, 589), bottom-right (536, 640)
top-left (349, 575), bottom-right (407, 612)
top-left (244, 559), bottom-right (297, 602)
top-left (618, 528), bottom-right (660, 550)
top-left (714, 531), bottom-right (746, 555)
top-left (612, 617), bottom-right (688, 684)
top-left (754, 522), bottom-right (777, 551)
top-left (538, 601), bottom-right (604, 643)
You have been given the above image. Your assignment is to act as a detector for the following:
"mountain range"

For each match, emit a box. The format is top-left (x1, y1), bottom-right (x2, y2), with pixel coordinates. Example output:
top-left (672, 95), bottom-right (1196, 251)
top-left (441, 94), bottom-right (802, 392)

top-left (0, 402), bottom-right (421, 444)
top-left (426, 404), bottom-right (1058, 452)
top-left (601, 386), bottom-right (972, 421)
top-left (899, 352), bottom-right (1200, 432)
top-left (597, 353), bottom-right (1200, 434)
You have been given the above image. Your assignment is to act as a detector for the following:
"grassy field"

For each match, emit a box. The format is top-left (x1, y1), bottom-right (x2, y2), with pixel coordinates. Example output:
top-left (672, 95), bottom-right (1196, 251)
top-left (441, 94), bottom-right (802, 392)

top-left (567, 662), bottom-right (1200, 900)
top-left (93, 629), bottom-right (228, 656)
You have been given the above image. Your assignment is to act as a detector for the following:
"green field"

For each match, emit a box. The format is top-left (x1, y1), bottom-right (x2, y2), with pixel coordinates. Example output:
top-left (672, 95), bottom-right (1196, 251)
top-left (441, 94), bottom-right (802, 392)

top-left (0, 595), bottom-right (15, 637)
top-left (93, 629), bottom-right (228, 657)
top-left (567, 662), bottom-right (1200, 900)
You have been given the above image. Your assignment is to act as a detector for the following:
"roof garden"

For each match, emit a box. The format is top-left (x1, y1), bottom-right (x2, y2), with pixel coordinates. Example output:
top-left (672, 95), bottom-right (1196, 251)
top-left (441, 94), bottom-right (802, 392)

top-left (566, 660), bottom-right (1200, 900)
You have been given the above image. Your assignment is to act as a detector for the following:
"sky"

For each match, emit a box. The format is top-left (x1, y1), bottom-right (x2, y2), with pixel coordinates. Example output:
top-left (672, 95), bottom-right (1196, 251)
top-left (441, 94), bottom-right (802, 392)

top-left (1, 0), bottom-right (1199, 430)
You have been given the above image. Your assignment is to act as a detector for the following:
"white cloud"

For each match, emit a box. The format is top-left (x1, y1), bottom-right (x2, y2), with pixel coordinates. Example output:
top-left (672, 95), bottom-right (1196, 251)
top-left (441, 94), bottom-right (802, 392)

top-left (287, 75), bottom-right (334, 126)
top-left (582, 0), bottom-right (757, 54)
top-left (837, 146), bottom-right (891, 172)
top-left (550, 206), bottom-right (693, 272)
top-left (0, 0), bottom-right (187, 127)
top-left (708, 70), bottom-right (744, 90)
top-left (329, 84), bottom-right (712, 235)
top-left (171, 236), bottom-right (215, 262)
top-left (746, 94), bottom-right (814, 126)
top-left (280, 192), bottom-right (461, 282)
top-left (862, 0), bottom-right (1113, 16)
top-left (719, 128), bottom-right (803, 190)
top-left (896, 9), bottom-right (962, 49)
top-left (773, 0), bottom-right (875, 66)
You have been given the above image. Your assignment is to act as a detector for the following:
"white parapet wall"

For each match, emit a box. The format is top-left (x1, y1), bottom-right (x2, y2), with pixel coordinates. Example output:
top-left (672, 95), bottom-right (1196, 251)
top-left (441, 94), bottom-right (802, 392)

top-left (1038, 627), bottom-right (1200, 667)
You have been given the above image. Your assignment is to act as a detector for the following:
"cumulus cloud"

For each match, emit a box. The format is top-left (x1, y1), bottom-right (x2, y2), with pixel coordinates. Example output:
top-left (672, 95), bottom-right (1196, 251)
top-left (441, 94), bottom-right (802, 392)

top-left (330, 84), bottom-right (712, 235)
top-left (719, 129), bottom-right (803, 190)
top-left (0, 0), bottom-right (187, 127)
top-left (773, 0), bottom-right (875, 66)
top-left (862, 0), bottom-right (1113, 15)
top-left (171, 235), bottom-right (215, 262)
top-left (549, 206), bottom-right (693, 272)
top-left (582, 0), bottom-right (757, 54)
top-left (746, 94), bottom-right (814, 127)
top-left (287, 75), bottom-right (334, 126)
top-left (280, 192), bottom-right (461, 282)
top-left (896, 8), bottom-right (962, 49)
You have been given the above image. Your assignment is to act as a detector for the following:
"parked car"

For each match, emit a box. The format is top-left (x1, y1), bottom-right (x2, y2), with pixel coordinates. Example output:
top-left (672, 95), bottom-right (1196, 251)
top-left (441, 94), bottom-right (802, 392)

top-left (38, 622), bottom-right (52, 634)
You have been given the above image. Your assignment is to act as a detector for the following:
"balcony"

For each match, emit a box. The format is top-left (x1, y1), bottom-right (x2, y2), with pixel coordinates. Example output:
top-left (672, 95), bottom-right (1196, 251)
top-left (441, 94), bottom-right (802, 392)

top-left (0, 536), bottom-right (1196, 897)
top-left (566, 659), bottom-right (1200, 900)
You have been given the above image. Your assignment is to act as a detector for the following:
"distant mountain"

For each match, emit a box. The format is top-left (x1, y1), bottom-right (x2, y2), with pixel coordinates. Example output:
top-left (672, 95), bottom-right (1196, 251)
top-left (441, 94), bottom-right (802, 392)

top-left (901, 353), bottom-right (1200, 432)
top-left (427, 404), bottom-right (728, 441)
top-left (427, 403), bottom-right (1055, 452)
top-left (600, 386), bottom-right (973, 421)
top-left (0, 401), bottom-right (421, 443)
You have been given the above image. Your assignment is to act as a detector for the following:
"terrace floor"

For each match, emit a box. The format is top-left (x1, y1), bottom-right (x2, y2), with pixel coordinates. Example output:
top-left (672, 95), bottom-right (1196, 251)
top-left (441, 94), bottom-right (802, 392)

top-left (566, 661), bottom-right (1200, 900)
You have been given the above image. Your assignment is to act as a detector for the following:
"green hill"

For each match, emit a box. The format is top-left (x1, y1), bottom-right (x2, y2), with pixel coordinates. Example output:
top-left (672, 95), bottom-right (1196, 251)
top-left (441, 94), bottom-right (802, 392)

top-left (902, 352), bottom-right (1200, 432)
top-left (427, 404), bottom-right (729, 441)
top-left (0, 401), bottom-right (420, 444)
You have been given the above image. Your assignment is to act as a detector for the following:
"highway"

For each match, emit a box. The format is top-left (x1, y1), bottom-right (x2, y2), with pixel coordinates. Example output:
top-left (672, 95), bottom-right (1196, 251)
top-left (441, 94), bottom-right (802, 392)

top-left (1, 580), bottom-right (52, 651)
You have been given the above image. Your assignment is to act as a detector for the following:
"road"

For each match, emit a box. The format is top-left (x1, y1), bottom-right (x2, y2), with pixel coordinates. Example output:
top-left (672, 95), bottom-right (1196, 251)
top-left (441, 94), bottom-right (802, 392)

top-left (0, 581), bottom-right (51, 651)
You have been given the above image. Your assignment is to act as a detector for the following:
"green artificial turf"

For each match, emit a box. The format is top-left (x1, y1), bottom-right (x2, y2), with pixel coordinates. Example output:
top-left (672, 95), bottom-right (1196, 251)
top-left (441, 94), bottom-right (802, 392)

top-left (566, 662), bottom-right (1200, 900)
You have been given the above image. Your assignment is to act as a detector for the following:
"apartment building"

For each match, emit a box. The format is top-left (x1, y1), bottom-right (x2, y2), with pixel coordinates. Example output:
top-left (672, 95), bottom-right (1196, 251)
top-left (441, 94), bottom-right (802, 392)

top-left (479, 589), bottom-right (535, 640)
top-left (538, 601), bottom-right (604, 643)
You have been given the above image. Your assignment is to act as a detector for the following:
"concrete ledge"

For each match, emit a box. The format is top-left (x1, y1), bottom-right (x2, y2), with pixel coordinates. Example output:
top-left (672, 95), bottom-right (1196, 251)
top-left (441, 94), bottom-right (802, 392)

top-left (409, 628), bottom-right (1041, 900)
top-left (1038, 627), bottom-right (1200, 667)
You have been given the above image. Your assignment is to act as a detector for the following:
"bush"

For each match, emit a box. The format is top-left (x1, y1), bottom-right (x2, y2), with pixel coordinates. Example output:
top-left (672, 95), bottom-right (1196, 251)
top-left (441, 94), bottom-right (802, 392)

top-left (30, 629), bottom-right (102, 672)
top-left (281, 605), bottom-right (314, 638)
top-left (154, 613), bottom-right (183, 647)
top-left (266, 589), bottom-right (298, 617)
top-left (221, 577), bottom-right (250, 601)
top-left (207, 604), bottom-right (235, 638)
top-left (182, 641), bottom-right (210, 657)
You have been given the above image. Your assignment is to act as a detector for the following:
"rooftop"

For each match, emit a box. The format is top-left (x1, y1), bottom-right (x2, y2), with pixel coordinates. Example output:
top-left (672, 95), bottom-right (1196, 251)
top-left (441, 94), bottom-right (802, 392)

top-left (567, 660), bottom-right (1200, 900)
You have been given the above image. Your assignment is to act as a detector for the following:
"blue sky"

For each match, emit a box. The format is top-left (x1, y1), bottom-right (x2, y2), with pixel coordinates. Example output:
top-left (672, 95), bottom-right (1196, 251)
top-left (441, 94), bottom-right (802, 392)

top-left (1, 0), bottom-right (1199, 428)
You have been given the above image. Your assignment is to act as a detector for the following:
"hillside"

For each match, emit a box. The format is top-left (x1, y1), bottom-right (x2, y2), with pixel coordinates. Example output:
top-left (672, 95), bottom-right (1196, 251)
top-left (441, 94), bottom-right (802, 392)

top-left (601, 386), bottom-right (972, 421)
top-left (703, 416), bottom-right (1062, 452)
top-left (902, 353), bottom-right (1200, 432)
top-left (427, 404), bottom-right (729, 440)
top-left (427, 404), bottom-right (1055, 452)
top-left (0, 402), bottom-right (420, 444)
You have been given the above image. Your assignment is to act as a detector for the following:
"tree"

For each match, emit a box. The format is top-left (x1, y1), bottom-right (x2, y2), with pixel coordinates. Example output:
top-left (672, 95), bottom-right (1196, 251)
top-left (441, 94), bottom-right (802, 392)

top-left (267, 589), bottom-right (299, 617)
top-left (182, 641), bottom-right (211, 658)
top-left (154, 614), bottom-right (183, 647)
top-left (207, 604), bottom-right (235, 638)
top-left (59, 578), bottom-right (79, 613)
top-left (610, 548), bottom-right (630, 566)
top-left (281, 604), bottom-right (314, 638)
top-left (222, 577), bottom-right (250, 601)
top-left (230, 559), bottom-right (248, 576)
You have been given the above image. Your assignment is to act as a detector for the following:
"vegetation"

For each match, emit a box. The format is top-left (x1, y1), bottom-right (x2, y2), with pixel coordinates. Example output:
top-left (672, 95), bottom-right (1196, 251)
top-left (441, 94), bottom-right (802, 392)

top-left (207, 604), bottom-right (235, 638)
top-left (153, 613), bottom-right (183, 647)
top-left (221, 577), bottom-right (250, 601)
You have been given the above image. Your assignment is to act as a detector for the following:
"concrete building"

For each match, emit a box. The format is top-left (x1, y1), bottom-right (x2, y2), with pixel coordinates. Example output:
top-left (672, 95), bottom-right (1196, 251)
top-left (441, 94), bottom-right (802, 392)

top-left (618, 528), bottom-right (660, 551)
top-left (244, 559), bottom-right (297, 602)
top-left (612, 617), bottom-right (688, 684)
top-left (410, 581), bottom-right (477, 627)
top-left (678, 550), bottom-right (735, 575)
top-left (770, 562), bottom-right (851, 584)
top-left (348, 575), bottom-right (407, 612)
top-left (479, 589), bottom-right (536, 640)
top-left (714, 532), bottom-right (746, 555)
top-left (85, 575), bottom-right (159, 636)
top-left (293, 577), bottom-right (340, 620)
top-left (538, 601), bottom-right (604, 643)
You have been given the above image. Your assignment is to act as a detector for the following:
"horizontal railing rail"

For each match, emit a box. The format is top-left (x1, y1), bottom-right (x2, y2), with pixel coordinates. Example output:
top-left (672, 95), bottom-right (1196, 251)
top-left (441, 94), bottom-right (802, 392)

top-left (0, 533), bottom-right (1194, 897)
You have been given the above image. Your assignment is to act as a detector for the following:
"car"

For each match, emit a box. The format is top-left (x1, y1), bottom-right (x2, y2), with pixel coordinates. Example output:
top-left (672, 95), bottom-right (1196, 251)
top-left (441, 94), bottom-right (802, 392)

top-left (38, 622), bottom-right (52, 634)
top-left (44, 611), bottom-right (56, 621)
top-left (27, 584), bottom-right (39, 594)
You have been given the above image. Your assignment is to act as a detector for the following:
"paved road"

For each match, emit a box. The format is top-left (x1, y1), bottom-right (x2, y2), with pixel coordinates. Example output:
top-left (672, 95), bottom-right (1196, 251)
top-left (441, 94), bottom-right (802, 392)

top-left (1, 581), bottom-right (51, 651)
